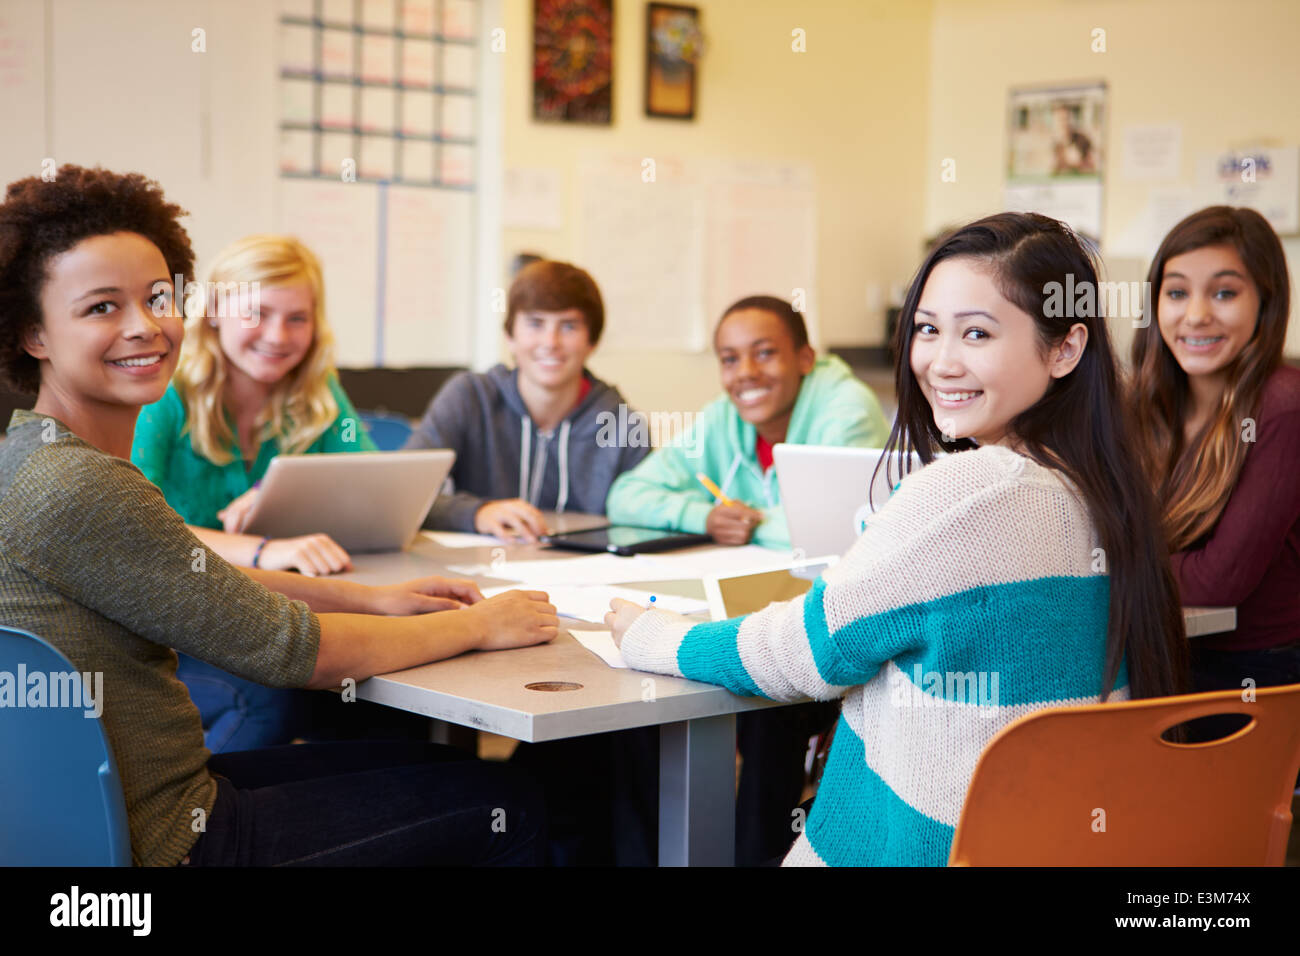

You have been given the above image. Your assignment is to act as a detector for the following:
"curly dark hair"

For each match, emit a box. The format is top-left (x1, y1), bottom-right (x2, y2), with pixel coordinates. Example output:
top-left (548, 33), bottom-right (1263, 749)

top-left (0, 165), bottom-right (194, 394)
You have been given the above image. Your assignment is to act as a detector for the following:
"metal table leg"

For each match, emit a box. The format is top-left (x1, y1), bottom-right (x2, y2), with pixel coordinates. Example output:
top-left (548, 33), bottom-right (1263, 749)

top-left (658, 714), bottom-right (736, 866)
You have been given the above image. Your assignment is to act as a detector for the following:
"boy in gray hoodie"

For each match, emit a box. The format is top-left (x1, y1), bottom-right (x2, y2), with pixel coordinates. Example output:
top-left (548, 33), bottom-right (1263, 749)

top-left (405, 260), bottom-right (648, 537)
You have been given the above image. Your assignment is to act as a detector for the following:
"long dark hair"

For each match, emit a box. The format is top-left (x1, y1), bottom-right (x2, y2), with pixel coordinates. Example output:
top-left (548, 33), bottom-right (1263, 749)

top-left (875, 212), bottom-right (1187, 701)
top-left (1129, 206), bottom-right (1290, 550)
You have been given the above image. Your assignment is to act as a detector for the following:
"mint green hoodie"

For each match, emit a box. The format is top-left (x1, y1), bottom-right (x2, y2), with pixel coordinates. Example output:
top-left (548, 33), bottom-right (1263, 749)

top-left (605, 355), bottom-right (889, 549)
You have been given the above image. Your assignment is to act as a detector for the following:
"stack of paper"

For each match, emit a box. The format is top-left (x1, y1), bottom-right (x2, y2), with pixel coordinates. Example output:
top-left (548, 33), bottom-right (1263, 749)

top-left (481, 584), bottom-right (707, 623)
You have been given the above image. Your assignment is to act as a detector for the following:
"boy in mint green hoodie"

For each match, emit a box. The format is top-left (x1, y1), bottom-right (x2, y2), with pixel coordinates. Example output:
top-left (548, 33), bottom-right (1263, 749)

top-left (603, 295), bottom-right (891, 865)
top-left (606, 295), bottom-right (889, 551)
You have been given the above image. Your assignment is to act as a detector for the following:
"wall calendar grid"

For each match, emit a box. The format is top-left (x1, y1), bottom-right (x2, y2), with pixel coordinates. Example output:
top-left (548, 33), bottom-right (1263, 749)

top-left (278, 0), bottom-right (479, 190)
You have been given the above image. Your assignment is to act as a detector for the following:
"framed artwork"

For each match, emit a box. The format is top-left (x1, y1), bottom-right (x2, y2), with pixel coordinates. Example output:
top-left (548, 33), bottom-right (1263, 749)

top-left (533, 0), bottom-right (614, 124)
top-left (645, 3), bottom-right (701, 119)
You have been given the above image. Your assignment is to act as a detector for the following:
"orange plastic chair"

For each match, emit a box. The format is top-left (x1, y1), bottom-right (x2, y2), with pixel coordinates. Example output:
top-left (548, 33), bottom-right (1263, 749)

top-left (949, 683), bottom-right (1300, 866)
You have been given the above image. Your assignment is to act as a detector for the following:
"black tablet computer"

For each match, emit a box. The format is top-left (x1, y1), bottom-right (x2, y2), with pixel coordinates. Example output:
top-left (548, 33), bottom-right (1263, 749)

top-left (541, 526), bottom-right (713, 556)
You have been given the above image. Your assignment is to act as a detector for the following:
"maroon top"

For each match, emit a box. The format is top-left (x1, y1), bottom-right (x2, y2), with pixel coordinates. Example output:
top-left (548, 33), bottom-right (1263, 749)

top-left (1172, 365), bottom-right (1300, 651)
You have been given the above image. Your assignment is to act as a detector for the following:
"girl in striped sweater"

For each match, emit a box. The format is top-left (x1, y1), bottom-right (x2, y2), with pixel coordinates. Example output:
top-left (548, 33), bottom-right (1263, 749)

top-left (606, 213), bottom-right (1190, 866)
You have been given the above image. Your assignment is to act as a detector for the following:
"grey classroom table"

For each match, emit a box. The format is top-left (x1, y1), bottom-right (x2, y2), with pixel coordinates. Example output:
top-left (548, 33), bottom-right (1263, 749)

top-left (338, 528), bottom-right (1237, 867)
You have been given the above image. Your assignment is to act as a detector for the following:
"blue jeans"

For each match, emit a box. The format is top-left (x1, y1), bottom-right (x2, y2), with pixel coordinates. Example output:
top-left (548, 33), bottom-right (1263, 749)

top-left (177, 653), bottom-right (430, 753)
top-left (183, 740), bottom-right (546, 866)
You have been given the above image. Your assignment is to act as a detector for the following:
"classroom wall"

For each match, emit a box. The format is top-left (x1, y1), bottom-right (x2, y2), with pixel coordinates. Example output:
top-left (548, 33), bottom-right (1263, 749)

top-left (0, 0), bottom-right (281, 292)
top-left (923, 0), bottom-right (1300, 359)
top-left (496, 0), bottom-right (934, 418)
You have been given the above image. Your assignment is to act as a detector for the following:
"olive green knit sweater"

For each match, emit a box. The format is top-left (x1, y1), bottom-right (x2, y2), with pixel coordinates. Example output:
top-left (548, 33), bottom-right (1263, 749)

top-left (0, 410), bottom-right (321, 866)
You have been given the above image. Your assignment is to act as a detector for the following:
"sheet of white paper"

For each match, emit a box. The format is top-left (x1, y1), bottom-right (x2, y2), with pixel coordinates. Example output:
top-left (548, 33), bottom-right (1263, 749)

top-left (579, 155), bottom-right (708, 351)
top-left (401, 0), bottom-right (436, 35)
top-left (638, 544), bottom-right (799, 580)
top-left (569, 629), bottom-right (627, 669)
top-left (277, 180), bottom-right (379, 366)
top-left (382, 185), bottom-right (473, 364)
top-left (503, 166), bottom-right (564, 231)
top-left (360, 34), bottom-right (396, 84)
top-left (1121, 124), bottom-right (1182, 181)
top-left (449, 553), bottom-right (677, 586)
top-left (280, 23), bottom-right (315, 74)
top-left (420, 530), bottom-right (502, 549)
top-left (480, 584), bottom-right (707, 623)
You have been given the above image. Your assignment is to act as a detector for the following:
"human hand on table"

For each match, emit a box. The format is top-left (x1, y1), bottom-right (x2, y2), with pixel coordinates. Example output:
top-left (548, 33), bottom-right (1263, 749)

top-left (464, 589), bottom-right (559, 650)
top-left (217, 487), bottom-right (260, 533)
top-left (605, 597), bottom-right (648, 648)
top-left (706, 501), bottom-right (764, 545)
top-left (258, 534), bottom-right (353, 576)
top-left (474, 498), bottom-right (548, 543)
top-left (368, 576), bottom-right (483, 615)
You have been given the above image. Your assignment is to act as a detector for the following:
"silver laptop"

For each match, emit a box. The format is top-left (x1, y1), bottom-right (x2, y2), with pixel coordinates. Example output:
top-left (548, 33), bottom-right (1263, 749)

top-left (773, 445), bottom-right (923, 557)
top-left (244, 450), bottom-right (455, 553)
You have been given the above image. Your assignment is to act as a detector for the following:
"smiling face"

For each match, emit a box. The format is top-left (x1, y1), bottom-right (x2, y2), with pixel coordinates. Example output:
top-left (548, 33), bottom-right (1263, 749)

top-left (26, 231), bottom-right (181, 411)
top-left (714, 308), bottom-right (815, 440)
top-left (911, 257), bottom-right (1085, 447)
top-left (507, 308), bottom-right (593, 389)
top-left (216, 281), bottom-right (316, 387)
top-left (1156, 244), bottom-right (1259, 381)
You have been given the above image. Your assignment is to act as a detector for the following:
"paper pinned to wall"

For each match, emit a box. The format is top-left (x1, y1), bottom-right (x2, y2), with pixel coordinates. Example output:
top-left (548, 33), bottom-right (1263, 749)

top-left (1121, 124), bottom-right (1182, 181)
top-left (579, 155), bottom-right (708, 351)
top-left (382, 184), bottom-right (473, 366)
top-left (503, 166), bottom-right (564, 230)
top-left (1199, 146), bottom-right (1300, 235)
top-left (279, 179), bottom-right (380, 366)
top-left (578, 155), bottom-right (818, 352)
top-left (1106, 185), bottom-right (1206, 259)
top-left (705, 161), bottom-right (819, 345)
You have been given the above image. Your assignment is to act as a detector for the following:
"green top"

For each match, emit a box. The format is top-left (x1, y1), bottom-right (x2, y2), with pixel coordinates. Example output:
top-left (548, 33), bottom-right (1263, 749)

top-left (130, 375), bottom-right (377, 529)
top-left (0, 410), bottom-right (321, 866)
top-left (606, 355), bottom-right (890, 549)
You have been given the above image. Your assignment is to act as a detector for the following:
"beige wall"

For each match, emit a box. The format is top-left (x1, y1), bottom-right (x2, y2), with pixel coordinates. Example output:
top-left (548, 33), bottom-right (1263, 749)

top-left (496, 0), bottom-right (934, 416)
top-left (924, 0), bottom-right (1300, 359)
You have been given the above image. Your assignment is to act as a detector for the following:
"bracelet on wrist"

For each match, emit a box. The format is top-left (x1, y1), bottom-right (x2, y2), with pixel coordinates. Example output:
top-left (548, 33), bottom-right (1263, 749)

top-left (251, 536), bottom-right (270, 568)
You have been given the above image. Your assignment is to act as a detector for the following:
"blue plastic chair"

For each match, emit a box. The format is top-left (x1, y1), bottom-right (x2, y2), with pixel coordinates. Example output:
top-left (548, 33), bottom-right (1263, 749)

top-left (358, 410), bottom-right (414, 451)
top-left (0, 625), bottom-right (131, 866)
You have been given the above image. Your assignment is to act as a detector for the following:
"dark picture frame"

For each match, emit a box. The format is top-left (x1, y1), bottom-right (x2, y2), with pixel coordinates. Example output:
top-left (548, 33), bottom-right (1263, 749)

top-left (645, 3), bottom-right (700, 120)
top-left (533, 0), bottom-right (614, 125)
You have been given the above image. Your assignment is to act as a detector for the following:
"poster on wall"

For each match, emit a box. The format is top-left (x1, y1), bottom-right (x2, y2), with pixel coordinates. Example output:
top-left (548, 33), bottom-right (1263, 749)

top-left (1200, 146), bottom-right (1300, 236)
top-left (533, 0), bottom-right (614, 124)
top-left (1004, 81), bottom-right (1106, 242)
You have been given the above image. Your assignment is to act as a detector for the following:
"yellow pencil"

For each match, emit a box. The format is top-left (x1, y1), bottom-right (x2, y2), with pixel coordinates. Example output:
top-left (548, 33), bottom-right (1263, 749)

top-left (695, 472), bottom-right (735, 507)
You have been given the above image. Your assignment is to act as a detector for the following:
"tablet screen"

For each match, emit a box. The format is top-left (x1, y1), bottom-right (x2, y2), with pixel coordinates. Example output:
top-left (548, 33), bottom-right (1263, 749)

top-left (545, 526), bottom-right (707, 552)
top-left (711, 561), bottom-right (835, 619)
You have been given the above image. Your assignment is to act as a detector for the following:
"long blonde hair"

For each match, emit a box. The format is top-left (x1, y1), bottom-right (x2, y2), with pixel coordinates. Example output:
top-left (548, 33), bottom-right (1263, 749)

top-left (1130, 207), bottom-right (1290, 551)
top-left (175, 234), bottom-right (341, 465)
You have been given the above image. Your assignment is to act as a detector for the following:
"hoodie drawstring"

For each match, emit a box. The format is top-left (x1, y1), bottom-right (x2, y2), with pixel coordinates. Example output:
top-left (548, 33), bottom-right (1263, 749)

top-left (721, 453), bottom-right (743, 499)
top-left (518, 417), bottom-right (531, 500)
top-left (556, 420), bottom-right (571, 514)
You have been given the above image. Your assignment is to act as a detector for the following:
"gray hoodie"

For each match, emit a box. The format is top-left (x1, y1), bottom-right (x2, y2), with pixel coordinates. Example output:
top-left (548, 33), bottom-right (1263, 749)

top-left (404, 363), bottom-right (650, 531)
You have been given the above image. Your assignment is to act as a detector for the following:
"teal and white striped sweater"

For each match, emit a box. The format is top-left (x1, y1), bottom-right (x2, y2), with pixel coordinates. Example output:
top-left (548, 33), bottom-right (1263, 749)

top-left (620, 444), bottom-right (1128, 866)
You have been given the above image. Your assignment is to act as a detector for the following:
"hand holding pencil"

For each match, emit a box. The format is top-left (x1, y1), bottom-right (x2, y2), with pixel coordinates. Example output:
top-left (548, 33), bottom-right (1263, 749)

top-left (697, 472), bottom-right (763, 545)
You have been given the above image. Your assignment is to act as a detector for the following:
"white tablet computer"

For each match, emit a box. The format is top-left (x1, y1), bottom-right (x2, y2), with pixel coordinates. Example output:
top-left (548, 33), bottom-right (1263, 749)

top-left (243, 450), bottom-right (454, 553)
top-left (703, 555), bottom-right (839, 622)
top-left (773, 445), bottom-right (923, 559)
